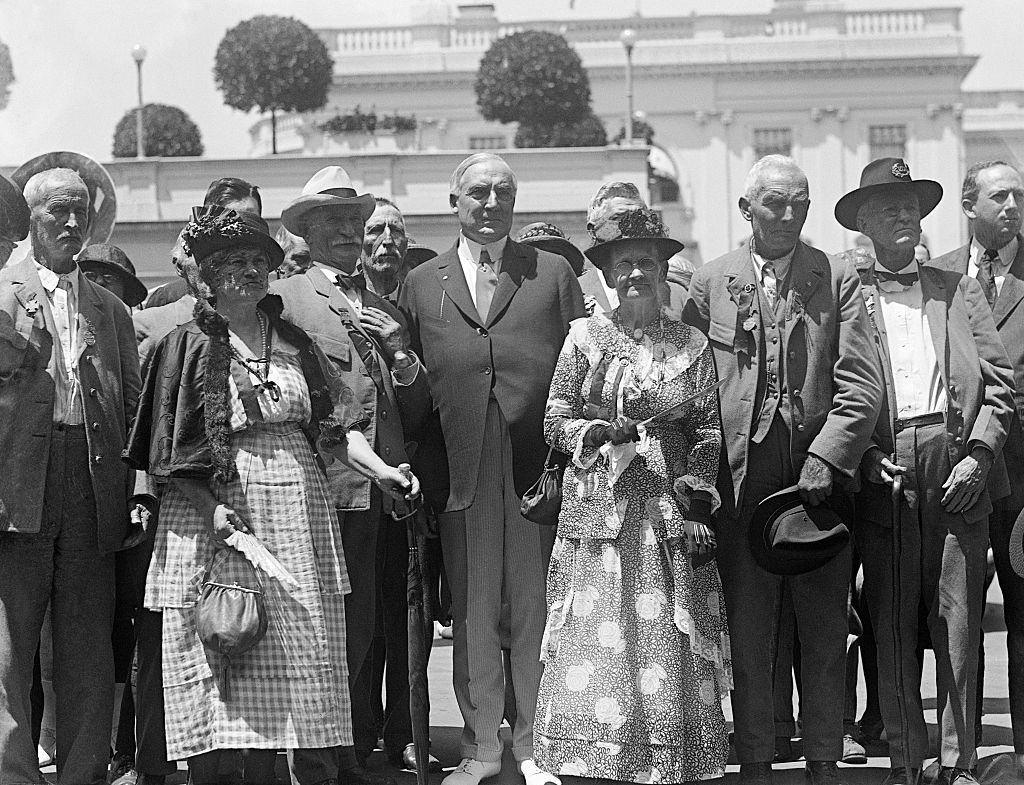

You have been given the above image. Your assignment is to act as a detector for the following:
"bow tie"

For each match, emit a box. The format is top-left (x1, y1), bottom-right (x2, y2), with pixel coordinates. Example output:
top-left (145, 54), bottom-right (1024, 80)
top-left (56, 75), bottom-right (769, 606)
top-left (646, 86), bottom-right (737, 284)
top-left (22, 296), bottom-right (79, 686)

top-left (334, 272), bottom-right (366, 292)
top-left (875, 269), bottom-right (918, 287)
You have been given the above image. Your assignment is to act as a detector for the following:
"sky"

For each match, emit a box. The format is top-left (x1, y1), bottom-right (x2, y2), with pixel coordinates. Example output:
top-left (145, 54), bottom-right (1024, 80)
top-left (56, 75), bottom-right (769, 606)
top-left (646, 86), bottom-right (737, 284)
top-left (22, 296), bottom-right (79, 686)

top-left (0, 0), bottom-right (1020, 167)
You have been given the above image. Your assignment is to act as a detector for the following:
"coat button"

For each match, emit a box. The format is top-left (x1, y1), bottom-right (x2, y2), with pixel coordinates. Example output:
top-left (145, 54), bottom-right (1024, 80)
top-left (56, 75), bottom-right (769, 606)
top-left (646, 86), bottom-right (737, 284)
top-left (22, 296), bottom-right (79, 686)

top-left (477, 327), bottom-right (488, 337)
top-left (949, 383), bottom-right (957, 394)
top-left (92, 454), bottom-right (102, 464)
top-left (483, 368), bottom-right (491, 375)
top-left (89, 388), bottom-right (98, 397)
top-left (792, 388), bottom-right (801, 397)
top-left (796, 424), bottom-right (805, 432)
top-left (954, 436), bottom-right (963, 446)
top-left (380, 410), bottom-right (388, 421)
top-left (384, 446), bottom-right (392, 456)
top-left (91, 422), bottom-right (100, 431)
top-left (771, 337), bottom-right (778, 344)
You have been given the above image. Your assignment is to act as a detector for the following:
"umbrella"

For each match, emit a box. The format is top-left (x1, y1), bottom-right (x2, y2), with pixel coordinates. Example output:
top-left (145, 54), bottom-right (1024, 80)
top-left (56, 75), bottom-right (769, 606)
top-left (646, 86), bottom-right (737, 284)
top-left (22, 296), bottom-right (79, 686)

top-left (392, 481), bottom-right (433, 785)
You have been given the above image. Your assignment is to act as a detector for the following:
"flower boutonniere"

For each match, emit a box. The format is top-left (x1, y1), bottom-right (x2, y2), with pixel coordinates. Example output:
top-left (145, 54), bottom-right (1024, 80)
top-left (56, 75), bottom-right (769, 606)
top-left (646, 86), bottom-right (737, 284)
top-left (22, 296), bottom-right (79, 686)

top-left (788, 290), bottom-right (806, 322)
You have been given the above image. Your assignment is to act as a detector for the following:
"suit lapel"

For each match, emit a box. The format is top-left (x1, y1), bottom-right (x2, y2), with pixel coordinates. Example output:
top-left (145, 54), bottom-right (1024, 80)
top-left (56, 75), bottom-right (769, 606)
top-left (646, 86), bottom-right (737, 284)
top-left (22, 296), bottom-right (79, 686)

top-left (75, 276), bottom-right (105, 365)
top-left (435, 245), bottom-right (482, 327)
top-left (921, 268), bottom-right (951, 392)
top-left (992, 235), bottom-right (1024, 327)
top-left (782, 243), bottom-right (824, 344)
top-left (10, 257), bottom-right (59, 344)
top-left (486, 241), bottom-right (527, 327)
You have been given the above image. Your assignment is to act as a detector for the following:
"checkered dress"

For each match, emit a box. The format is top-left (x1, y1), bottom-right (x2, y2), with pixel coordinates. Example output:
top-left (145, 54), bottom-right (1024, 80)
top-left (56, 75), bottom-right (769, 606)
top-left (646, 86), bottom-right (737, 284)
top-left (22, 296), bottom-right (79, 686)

top-left (145, 335), bottom-right (353, 758)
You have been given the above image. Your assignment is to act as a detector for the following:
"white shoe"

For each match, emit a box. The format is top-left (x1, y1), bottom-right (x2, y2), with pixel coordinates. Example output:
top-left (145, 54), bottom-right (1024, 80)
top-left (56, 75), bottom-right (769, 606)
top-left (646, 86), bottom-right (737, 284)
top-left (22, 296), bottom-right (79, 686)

top-left (441, 758), bottom-right (501, 785)
top-left (519, 759), bottom-right (560, 785)
top-left (37, 744), bottom-right (55, 768)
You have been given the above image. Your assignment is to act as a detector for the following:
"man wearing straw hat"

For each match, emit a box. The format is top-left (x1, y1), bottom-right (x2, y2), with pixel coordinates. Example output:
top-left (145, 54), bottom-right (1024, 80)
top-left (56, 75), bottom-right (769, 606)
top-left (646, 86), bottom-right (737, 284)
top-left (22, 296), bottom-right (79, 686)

top-left (838, 158), bottom-right (1014, 785)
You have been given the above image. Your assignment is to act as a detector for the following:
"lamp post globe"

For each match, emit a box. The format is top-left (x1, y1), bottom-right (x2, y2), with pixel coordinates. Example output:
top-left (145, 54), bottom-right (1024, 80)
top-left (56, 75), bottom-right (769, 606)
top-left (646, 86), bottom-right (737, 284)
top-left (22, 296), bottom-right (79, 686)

top-left (619, 29), bottom-right (638, 145)
top-left (131, 45), bottom-right (147, 158)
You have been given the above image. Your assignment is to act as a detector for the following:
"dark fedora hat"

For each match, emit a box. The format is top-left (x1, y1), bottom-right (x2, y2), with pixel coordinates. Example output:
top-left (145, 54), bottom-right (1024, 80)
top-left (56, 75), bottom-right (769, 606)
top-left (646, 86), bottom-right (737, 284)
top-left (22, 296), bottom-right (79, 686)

top-left (749, 485), bottom-right (851, 575)
top-left (0, 173), bottom-right (30, 241)
top-left (405, 242), bottom-right (438, 269)
top-left (517, 222), bottom-right (587, 277)
top-left (585, 207), bottom-right (684, 270)
top-left (834, 158), bottom-right (943, 231)
top-left (77, 243), bottom-right (148, 307)
top-left (182, 205), bottom-right (284, 271)
top-left (13, 151), bottom-right (118, 244)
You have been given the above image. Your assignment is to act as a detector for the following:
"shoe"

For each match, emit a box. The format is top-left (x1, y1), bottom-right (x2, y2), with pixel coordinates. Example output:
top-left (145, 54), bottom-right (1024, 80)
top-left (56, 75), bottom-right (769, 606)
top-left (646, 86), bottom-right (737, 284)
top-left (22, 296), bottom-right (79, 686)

top-left (440, 759), bottom-right (501, 785)
top-left (519, 759), bottom-right (559, 785)
top-left (338, 766), bottom-right (395, 785)
top-left (37, 744), bottom-right (55, 768)
top-left (388, 744), bottom-right (441, 773)
top-left (805, 762), bottom-right (846, 784)
top-left (880, 768), bottom-right (921, 785)
top-left (109, 754), bottom-right (135, 785)
top-left (110, 770), bottom-right (139, 785)
top-left (858, 715), bottom-right (885, 743)
top-left (774, 736), bottom-right (797, 763)
top-left (936, 768), bottom-right (979, 785)
top-left (739, 762), bottom-right (773, 785)
top-left (440, 625), bottom-right (454, 640)
top-left (840, 734), bottom-right (867, 765)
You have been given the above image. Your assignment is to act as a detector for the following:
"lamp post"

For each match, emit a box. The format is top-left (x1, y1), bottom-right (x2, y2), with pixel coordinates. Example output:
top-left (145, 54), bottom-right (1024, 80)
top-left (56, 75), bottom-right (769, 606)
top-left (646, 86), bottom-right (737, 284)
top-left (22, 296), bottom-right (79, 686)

top-left (619, 28), bottom-right (637, 145)
top-left (131, 44), bottom-right (147, 158)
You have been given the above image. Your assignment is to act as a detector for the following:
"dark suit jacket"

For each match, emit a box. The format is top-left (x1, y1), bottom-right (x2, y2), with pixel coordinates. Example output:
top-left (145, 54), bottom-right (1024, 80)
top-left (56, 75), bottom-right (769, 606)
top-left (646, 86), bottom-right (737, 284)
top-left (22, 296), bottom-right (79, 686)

top-left (271, 266), bottom-right (430, 511)
top-left (400, 238), bottom-right (585, 512)
top-left (930, 236), bottom-right (1024, 507)
top-left (0, 256), bottom-right (141, 552)
top-left (683, 242), bottom-right (883, 514)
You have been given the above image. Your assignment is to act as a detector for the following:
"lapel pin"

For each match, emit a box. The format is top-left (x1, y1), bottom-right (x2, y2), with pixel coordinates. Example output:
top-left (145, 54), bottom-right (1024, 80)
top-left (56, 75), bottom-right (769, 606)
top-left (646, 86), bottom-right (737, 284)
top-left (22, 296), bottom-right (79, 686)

top-left (82, 318), bottom-right (97, 346)
top-left (25, 300), bottom-right (40, 317)
top-left (743, 283), bottom-right (755, 293)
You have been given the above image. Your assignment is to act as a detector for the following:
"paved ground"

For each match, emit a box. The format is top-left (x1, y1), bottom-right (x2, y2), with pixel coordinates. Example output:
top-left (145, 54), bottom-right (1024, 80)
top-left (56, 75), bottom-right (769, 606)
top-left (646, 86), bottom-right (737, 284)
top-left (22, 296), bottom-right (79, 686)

top-left (44, 582), bottom-right (1024, 784)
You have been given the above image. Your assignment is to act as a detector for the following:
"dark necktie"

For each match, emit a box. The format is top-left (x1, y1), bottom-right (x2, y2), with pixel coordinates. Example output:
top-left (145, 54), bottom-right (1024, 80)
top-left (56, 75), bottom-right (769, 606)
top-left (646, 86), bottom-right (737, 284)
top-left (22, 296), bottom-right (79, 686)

top-left (335, 271), bottom-right (367, 292)
top-left (475, 248), bottom-right (499, 322)
top-left (875, 269), bottom-right (919, 287)
top-left (977, 247), bottom-right (998, 308)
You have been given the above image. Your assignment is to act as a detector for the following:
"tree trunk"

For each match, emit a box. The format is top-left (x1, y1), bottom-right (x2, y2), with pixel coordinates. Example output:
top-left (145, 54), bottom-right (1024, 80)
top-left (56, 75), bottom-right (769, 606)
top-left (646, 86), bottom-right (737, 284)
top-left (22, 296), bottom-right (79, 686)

top-left (271, 109), bottom-right (278, 155)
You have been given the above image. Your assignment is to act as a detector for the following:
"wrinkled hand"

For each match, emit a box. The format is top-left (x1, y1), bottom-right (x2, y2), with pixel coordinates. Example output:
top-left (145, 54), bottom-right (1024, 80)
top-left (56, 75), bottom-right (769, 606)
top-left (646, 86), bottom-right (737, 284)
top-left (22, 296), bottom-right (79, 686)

top-left (798, 454), bottom-right (834, 507)
top-left (131, 502), bottom-right (153, 532)
top-left (375, 464), bottom-right (422, 502)
top-left (360, 306), bottom-right (409, 363)
top-left (683, 520), bottom-right (716, 555)
top-left (862, 447), bottom-right (907, 486)
top-left (941, 447), bottom-right (993, 514)
top-left (211, 504), bottom-right (250, 546)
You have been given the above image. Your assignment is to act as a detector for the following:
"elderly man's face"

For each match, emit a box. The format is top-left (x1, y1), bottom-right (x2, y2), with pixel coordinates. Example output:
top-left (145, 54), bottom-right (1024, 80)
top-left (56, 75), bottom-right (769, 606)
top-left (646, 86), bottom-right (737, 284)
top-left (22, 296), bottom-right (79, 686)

top-left (277, 235), bottom-right (312, 279)
top-left (740, 167), bottom-right (809, 260)
top-left (363, 204), bottom-right (408, 279)
top-left (172, 236), bottom-right (212, 300)
top-left (858, 191), bottom-right (922, 256)
top-left (302, 204), bottom-right (365, 274)
top-left (452, 161), bottom-right (516, 244)
top-left (30, 174), bottom-right (90, 268)
top-left (965, 164), bottom-right (1023, 250)
top-left (588, 195), bottom-right (647, 242)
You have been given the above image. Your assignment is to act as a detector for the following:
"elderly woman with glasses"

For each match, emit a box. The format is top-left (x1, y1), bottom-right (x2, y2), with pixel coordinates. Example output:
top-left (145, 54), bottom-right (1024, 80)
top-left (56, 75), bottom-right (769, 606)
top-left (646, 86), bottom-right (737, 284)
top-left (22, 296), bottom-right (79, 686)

top-left (125, 207), bottom-right (418, 785)
top-left (533, 207), bottom-right (731, 784)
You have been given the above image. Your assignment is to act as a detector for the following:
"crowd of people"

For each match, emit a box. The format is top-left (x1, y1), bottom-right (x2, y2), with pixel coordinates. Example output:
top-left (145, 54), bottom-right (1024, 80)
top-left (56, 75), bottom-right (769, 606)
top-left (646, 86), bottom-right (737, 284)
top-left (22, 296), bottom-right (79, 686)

top-left (0, 147), bottom-right (1022, 785)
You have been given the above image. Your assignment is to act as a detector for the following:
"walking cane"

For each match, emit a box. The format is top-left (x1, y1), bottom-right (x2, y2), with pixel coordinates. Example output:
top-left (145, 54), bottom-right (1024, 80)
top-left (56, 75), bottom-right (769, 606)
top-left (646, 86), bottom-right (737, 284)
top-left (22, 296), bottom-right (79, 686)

top-left (890, 472), bottom-right (913, 778)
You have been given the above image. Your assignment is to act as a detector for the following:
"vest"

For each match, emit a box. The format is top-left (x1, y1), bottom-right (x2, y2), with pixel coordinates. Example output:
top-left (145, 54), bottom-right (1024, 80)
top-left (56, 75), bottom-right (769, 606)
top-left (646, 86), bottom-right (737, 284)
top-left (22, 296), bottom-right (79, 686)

top-left (751, 276), bottom-right (792, 442)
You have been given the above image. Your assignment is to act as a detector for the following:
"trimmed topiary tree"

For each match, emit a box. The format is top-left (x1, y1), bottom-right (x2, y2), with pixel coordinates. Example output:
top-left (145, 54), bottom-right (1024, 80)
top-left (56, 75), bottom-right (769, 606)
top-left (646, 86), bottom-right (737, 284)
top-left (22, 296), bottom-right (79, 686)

top-left (112, 103), bottom-right (204, 158)
top-left (515, 111), bottom-right (607, 148)
top-left (214, 15), bottom-right (333, 154)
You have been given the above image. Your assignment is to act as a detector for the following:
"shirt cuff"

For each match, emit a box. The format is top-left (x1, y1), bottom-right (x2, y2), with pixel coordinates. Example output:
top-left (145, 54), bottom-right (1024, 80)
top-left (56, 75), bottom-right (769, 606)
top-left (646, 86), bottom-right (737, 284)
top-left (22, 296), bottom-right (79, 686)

top-left (392, 351), bottom-right (422, 386)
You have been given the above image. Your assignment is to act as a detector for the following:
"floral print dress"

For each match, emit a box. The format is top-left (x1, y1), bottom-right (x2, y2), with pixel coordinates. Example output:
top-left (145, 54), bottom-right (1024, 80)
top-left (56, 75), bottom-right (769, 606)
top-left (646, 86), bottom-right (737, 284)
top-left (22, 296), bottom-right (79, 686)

top-left (534, 311), bottom-right (732, 783)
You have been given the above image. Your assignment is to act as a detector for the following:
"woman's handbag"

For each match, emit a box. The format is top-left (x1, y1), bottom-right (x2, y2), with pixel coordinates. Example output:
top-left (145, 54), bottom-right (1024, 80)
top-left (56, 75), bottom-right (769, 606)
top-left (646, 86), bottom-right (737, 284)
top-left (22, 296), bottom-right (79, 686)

top-left (520, 446), bottom-right (562, 526)
top-left (195, 548), bottom-right (268, 700)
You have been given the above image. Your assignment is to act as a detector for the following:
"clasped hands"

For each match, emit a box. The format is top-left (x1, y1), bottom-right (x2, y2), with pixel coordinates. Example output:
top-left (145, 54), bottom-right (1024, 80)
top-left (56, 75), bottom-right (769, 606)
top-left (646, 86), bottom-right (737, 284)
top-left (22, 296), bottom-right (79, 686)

top-left (584, 416), bottom-right (641, 448)
top-left (862, 444), bottom-right (992, 514)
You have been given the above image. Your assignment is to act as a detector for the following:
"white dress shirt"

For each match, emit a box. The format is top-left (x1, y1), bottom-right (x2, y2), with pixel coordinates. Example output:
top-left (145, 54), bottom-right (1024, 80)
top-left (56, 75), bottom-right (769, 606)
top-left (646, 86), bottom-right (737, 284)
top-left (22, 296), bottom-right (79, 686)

top-left (750, 245), bottom-right (796, 308)
top-left (968, 236), bottom-right (1018, 297)
top-left (457, 234), bottom-right (508, 310)
top-left (874, 261), bottom-right (946, 419)
top-left (35, 261), bottom-right (84, 424)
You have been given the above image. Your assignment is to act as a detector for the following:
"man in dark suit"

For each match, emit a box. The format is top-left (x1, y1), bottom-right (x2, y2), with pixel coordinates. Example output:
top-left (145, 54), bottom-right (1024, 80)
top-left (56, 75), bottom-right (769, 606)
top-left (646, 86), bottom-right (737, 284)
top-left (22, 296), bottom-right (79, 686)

top-left (400, 153), bottom-right (584, 785)
top-left (0, 166), bottom-right (141, 785)
top-left (683, 155), bottom-right (883, 785)
top-left (931, 160), bottom-right (1024, 775)
top-left (271, 166), bottom-right (428, 781)
top-left (838, 159), bottom-right (1014, 785)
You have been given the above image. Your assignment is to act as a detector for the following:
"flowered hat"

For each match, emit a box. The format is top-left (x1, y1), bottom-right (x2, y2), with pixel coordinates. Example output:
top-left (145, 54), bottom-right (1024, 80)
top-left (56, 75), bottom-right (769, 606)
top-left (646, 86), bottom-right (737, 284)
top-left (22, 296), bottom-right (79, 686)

top-left (517, 222), bottom-right (587, 277)
top-left (584, 207), bottom-right (684, 270)
top-left (181, 205), bottom-right (284, 271)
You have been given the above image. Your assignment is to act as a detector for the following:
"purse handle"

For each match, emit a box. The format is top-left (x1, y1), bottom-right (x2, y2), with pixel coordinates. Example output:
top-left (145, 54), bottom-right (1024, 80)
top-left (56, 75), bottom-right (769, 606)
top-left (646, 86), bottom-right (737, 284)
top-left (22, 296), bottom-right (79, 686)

top-left (201, 546), bottom-right (266, 593)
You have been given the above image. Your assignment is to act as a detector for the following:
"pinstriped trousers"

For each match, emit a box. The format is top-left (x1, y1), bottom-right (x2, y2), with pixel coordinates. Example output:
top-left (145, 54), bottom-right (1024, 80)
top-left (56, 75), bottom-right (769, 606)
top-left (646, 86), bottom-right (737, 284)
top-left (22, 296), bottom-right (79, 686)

top-left (439, 398), bottom-right (556, 763)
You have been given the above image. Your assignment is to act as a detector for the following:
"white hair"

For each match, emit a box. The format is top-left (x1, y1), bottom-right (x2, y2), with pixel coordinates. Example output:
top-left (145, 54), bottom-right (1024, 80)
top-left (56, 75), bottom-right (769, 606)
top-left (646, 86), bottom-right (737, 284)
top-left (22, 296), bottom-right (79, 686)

top-left (743, 155), bottom-right (807, 201)
top-left (23, 168), bottom-right (89, 210)
top-left (448, 153), bottom-right (518, 198)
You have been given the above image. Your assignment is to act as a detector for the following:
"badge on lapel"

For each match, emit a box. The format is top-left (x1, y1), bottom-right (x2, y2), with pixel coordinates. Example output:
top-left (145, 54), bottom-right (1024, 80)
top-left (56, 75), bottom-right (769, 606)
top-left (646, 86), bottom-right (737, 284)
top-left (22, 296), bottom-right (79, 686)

top-left (82, 317), bottom-right (97, 347)
top-left (24, 295), bottom-right (40, 317)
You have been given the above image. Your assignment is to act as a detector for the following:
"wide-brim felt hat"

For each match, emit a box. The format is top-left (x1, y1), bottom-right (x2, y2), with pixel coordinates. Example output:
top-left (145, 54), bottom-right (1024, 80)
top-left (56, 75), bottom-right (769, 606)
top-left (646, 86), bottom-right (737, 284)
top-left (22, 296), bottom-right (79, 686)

top-left (584, 207), bottom-right (684, 270)
top-left (13, 151), bottom-right (117, 243)
top-left (405, 243), bottom-right (438, 268)
top-left (834, 157), bottom-right (943, 231)
top-left (281, 166), bottom-right (375, 235)
top-left (183, 206), bottom-right (284, 271)
top-left (0, 173), bottom-right (29, 241)
top-left (749, 485), bottom-right (851, 575)
top-left (517, 222), bottom-right (587, 277)
top-left (77, 243), bottom-right (148, 307)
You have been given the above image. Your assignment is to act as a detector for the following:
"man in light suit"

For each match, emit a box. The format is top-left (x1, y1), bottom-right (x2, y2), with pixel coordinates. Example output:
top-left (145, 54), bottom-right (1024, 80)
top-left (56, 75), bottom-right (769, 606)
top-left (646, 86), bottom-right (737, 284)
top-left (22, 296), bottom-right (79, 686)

top-left (271, 166), bottom-right (428, 782)
top-left (400, 153), bottom-right (584, 785)
top-left (682, 155), bottom-right (883, 785)
top-left (931, 160), bottom-right (1024, 777)
top-left (0, 167), bottom-right (141, 785)
top-left (839, 158), bottom-right (1014, 785)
